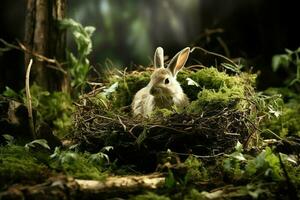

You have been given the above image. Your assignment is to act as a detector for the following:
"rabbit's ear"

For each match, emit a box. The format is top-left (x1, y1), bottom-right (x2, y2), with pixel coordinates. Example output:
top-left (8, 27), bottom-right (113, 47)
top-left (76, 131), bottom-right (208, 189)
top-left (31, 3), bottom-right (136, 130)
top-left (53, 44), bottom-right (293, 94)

top-left (168, 47), bottom-right (190, 76)
top-left (154, 47), bottom-right (164, 68)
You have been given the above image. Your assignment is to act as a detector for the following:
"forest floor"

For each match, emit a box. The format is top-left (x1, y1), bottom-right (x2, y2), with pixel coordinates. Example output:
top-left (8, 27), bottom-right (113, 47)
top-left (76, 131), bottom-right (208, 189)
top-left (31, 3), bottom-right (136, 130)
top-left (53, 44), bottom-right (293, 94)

top-left (1, 66), bottom-right (300, 200)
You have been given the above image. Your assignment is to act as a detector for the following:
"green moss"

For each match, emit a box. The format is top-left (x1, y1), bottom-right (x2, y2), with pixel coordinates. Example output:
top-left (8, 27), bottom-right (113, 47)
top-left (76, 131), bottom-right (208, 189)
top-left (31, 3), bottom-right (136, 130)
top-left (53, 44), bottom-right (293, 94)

top-left (184, 156), bottom-right (208, 182)
top-left (109, 70), bottom-right (151, 108)
top-left (186, 68), bottom-right (249, 114)
top-left (101, 67), bottom-right (255, 116)
top-left (22, 84), bottom-right (75, 138)
top-left (130, 192), bottom-right (170, 200)
top-left (190, 68), bottom-right (242, 89)
top-left (0, 145), bottom-right (49, 187)
top-left (151, 108), bottom-right (174, 118)
top-left (184, 189), bottom-right (205, 200)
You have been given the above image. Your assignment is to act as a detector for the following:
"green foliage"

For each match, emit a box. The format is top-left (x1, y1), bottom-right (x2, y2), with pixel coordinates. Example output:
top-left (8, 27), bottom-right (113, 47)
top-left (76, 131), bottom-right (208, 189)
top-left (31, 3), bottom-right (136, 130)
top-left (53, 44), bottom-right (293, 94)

top-left (27, 84), bottom-right (75, 137)
top-left (184, 189), bottom-right (205, 200)
top-left (272, 47), bottom-right (300, 85)
top-left (101, 67), bottom-right (256, 116)
top-left (0, 145), bottom-right (49, 187)
top-left (88, 146), bottom-right (114, 166)
top-left (2, 86), bottom-right (20, 99)
top-left (108, 70), bottom-right (151, 108)
top-left (2, 134), bottom-right (15, 145)
top-left (223, 141), bottom-right (247, 179)
top-left (183, 156), bottom-right (208, 183)
top-left (151, 108), bottom-right (174, 118)
top-left (222, 142), bottom-right (288, 182)
top-left (164, 169), bottom-right (177, 189)
top-left (24, 139), bottom-right (50, 151)
top-left (262, 88), bottom-right (300, 138)
top-left (130, 192), bottom-right (170, 200)
top-left (245, 147), bottom-right (282, 180)
top-left (60, 18), bottom-right (95, 92)
top-left (187, 68), bottom-right (254, 113)
top-left (49, 147), bottom-right (107, 180)
top-left (2, 85), bottom-right (74, 137)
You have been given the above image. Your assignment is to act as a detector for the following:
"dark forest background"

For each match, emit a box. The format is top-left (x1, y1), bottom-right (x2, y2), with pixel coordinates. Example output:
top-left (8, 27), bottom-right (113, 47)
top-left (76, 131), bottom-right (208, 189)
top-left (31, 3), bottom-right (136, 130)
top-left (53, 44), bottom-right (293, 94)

top-left (1, 0), bottom-right (300, 92)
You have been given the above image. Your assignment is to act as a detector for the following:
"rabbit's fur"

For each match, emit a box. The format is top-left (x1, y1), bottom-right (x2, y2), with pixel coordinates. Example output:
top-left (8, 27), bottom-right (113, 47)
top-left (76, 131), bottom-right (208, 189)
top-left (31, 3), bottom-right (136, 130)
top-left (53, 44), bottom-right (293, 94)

top-left (132, 47), bottom-right (190, 117)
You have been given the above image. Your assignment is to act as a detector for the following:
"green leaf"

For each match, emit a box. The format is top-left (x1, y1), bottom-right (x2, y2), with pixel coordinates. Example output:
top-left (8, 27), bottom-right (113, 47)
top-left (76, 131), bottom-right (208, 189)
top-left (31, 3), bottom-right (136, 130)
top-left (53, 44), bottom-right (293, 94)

top-left (84, 26), bottom-right (96, 36)
top-left (103, 82), bottom-right (119, 97)
top-left (165, 169), bottom-right (176, 189)
top-left (136, 127), bottom-right (147, 147)
top-left (230, 152), bottom-right (246, 161)
top-left (89, 152), bottom-right (110, 164)
top-left (272, 54), bottom-right (290, 72)
top-left (2, 134), bottom-right (14, 145)
top-left (235, 141), bottom-right (243, 152)
top-left (3, 87), bottom-right (19, 98)
top-left (285, 48), bottom-right (293, 55)
top-left (25, 139), bottom-right (50, 151)
top-left (221, 63), bottom-right (243, 73)
top-left (101, 146), bottom-right (114, 152)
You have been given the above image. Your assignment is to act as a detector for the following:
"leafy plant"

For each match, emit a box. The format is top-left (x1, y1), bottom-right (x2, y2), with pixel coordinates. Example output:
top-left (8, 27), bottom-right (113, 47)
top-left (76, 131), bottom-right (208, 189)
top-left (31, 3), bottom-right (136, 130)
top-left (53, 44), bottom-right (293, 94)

top-left (2, 134), bottom-right (15, 146)
top-left (262, 87), bottom-right (300, 138)
top-left (50, 147), bottom-right (107, 180)
top-left (245, 147), bottom-right (282, 180)
top-left (223, 141), bottom-right (247, 179)
top-left (88, 146), bottom-right (114, 166)
top-left (26, 84), bottom-right (74, 137)
top-left (60, 18), bottom-right (96, 94)
top-left (222, 142), bottom-right (289, 182)
top-left (164, 169), bottom-right (177, 189)
top-left (2, 85), bottom-right (74, 138)
top-left (272, 47), bottom-right (300, 86)
top-left (24, 139), bottom-right (50, 151)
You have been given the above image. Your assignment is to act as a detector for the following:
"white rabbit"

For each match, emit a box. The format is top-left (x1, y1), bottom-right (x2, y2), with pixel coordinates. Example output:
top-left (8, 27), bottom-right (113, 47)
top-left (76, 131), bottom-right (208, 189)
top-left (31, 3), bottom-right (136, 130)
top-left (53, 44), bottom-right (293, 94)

top-left (132, 47), bottom-right (190, 117)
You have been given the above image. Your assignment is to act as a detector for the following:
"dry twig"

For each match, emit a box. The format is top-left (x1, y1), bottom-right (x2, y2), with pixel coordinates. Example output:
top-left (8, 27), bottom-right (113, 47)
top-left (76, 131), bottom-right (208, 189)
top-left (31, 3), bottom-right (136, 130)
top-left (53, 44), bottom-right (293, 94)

top-left (25, 59), bottom-right (35, 138)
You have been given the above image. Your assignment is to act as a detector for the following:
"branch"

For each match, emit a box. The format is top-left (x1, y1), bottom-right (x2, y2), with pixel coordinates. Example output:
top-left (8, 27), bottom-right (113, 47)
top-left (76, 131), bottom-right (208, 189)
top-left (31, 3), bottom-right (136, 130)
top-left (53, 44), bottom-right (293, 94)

top-left (191, 46), bottom-right (239, 69)
top-left (0, 38), bottom-right (67, 74)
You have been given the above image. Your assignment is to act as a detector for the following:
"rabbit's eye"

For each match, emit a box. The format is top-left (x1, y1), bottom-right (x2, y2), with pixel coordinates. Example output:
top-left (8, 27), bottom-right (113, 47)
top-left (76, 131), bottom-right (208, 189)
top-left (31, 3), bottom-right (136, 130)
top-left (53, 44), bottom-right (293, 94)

top-left (164, 78), bottom-right (170, 84)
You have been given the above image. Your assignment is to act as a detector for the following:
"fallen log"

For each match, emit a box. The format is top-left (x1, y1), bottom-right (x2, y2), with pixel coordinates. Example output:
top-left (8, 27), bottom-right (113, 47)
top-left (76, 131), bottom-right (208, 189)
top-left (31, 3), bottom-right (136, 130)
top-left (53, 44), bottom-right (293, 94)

top-left (0, 174), bottom-right (165, 200)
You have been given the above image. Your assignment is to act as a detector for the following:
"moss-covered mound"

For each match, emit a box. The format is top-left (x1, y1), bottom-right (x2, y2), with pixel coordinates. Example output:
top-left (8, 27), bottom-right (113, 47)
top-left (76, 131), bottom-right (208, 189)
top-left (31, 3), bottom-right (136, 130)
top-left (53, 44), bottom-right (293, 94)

top-left (0, 145), bottom-right (49, 188)
top-left (72, 67), bottom-right (259, 172)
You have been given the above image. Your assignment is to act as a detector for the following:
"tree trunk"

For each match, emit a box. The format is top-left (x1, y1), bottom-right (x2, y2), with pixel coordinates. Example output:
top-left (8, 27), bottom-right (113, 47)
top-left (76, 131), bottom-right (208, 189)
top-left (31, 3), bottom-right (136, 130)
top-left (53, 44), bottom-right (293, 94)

top-left (24, 0), bottom-right (69, 92)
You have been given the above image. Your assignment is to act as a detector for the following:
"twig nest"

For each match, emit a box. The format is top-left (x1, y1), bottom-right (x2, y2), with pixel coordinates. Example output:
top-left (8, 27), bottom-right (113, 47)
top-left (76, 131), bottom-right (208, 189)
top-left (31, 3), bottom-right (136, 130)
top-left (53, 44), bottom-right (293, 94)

top-left (72, 67), bottom-right (258, 172)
